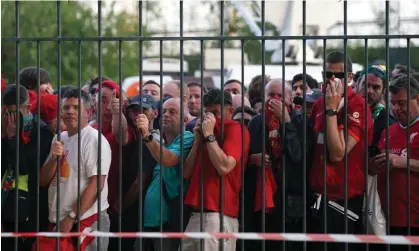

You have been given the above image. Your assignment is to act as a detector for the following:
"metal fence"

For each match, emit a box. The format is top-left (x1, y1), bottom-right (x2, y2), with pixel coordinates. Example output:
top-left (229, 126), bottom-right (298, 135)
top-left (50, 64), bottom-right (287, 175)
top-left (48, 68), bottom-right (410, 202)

top-left (2, 1), bottom-right (419, 251)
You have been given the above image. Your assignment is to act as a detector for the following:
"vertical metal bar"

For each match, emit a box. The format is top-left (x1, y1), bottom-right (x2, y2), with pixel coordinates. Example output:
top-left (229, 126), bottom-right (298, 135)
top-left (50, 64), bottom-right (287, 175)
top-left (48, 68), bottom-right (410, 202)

top-left (343, 3), bottom-right (349, 251)
top-left (384, 1), bottom-right (391, 245)
top-left (240, 39), bottom-right (245, 251)
top-left (302, 2), bottom-right (307, 251)
top-left (322, 38), bottom-right (328, 251)
top-left (97, 2), bottom-right (103, 250)
top-left (178, 0), bottom-right (185, 250)
top-left (13, 3), bottom-right (22, 251)
top-left (14, 3), bottom-right (20, 250)
top-left (219, 1), bottom-right (225, 251)
top-left (55, 2), bottom-right (62, 250)
top-left (35, 41), bottom-right (41, 251)
top-left (281, 39), bottom-right (286, 251)
top-left (260, 1), bottom-right (266, 251)
top-left (76, 40), bottom-right (82, 251)
top-left (200, 39), bottom-right (205, 251)
top-left (363, 38), bottom-right (369, 251)
top-left (118, 40), bottom-right (123, 251)
top-left (159, 39), bottom-right (164, 251)
top-left (179, 2), bottom-right (185, 250)
top-left (406, 37), bottom-right (412, 251)
top-left (137, 1), bottom-right (144, 250)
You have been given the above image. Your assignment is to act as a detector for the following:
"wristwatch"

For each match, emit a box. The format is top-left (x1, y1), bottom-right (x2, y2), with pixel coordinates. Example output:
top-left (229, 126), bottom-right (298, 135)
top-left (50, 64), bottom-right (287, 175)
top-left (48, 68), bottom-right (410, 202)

top-left (204, 135), bottom-right (216, 143)
top-left (143, 133), bottom-right (153, 143)
top-left (325, 109), bottom-right (338, 116)
top-left (68, 211), bottom-right (77, 222)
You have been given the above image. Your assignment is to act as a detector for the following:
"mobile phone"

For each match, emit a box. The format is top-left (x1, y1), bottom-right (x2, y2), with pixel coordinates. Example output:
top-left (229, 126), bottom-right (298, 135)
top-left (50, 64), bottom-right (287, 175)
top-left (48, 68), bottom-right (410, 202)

top-left (368, 145), bottom-right (381, 157)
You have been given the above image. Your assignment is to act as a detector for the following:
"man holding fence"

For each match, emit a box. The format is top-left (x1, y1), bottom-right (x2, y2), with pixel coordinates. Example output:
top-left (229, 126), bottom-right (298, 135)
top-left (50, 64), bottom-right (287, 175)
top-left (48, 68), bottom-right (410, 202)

top-left (40, 88), bottom-right (111, 250)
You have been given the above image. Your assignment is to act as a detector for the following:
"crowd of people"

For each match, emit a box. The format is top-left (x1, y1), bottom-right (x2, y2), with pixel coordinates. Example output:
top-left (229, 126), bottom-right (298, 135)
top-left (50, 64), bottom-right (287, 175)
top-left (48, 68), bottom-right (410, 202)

top-left (1, 50), bottom-right (419, 251)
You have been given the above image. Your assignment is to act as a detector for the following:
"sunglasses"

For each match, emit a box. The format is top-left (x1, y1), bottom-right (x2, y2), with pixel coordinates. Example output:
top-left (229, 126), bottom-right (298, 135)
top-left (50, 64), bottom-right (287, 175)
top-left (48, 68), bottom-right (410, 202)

top-left (325, 71), bottom-right (347, 79)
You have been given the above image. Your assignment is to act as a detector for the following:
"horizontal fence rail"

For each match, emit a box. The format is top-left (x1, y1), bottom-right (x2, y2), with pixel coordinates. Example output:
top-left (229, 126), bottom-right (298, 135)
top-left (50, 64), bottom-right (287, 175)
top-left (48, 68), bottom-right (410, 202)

top-left (2, 34), bottom-right (419, 42)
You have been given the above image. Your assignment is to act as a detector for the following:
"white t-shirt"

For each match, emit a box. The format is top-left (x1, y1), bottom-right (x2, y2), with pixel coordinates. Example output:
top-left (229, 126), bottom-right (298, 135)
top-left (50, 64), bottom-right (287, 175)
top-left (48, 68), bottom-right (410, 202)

top-left (47, 125), bottom-right (112, 223)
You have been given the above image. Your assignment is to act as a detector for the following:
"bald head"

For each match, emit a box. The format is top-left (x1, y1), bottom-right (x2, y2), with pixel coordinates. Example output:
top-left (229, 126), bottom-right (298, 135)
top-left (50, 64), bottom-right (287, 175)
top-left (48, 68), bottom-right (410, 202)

top-left (162, 98), bottom-right (186, 135)
top-left (163, 97), bottom-right (181, 110)
top-left (265, 78), bottom-right (291, 105)
top-left (163, 80), bottom-right (190, 103)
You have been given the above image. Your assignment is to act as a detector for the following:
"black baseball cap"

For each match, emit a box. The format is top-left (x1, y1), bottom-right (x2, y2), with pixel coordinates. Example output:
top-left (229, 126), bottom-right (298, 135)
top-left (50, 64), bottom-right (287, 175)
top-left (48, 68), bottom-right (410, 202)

top-left (128, 94), bottom-right (157, 109)
top-left (305, 88), bottom-right (322, 103)
top-left (203, 88), bottom-right (233, 107)
top-left (2, 84), bottom-right (29, 106)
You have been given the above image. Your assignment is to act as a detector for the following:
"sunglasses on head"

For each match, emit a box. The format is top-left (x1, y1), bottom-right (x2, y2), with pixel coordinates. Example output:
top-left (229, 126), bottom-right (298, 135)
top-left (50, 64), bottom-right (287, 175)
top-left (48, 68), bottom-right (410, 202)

top-left (325, 71), bottom-right (347, 79)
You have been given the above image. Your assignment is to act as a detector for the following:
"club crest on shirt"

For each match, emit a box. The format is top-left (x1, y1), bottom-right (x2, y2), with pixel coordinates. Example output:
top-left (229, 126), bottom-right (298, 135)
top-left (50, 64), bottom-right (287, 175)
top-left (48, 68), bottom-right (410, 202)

top-left (349, 112), bottom-right (361, 123)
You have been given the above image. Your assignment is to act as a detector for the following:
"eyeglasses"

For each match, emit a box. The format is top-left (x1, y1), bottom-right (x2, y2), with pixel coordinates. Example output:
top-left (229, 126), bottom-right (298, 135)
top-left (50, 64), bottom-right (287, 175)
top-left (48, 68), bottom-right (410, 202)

top-left (325, 71), bottom-right (347, 79)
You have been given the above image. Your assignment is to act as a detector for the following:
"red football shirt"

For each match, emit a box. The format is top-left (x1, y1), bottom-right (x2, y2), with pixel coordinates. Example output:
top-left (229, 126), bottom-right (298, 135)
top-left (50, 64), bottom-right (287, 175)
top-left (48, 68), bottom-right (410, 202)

top-left (184, 120), bottom-right (250, 218)
top-left (377, 120), bottom-right (419, 227)
top-left (309, 87), bottom-right (374, 200)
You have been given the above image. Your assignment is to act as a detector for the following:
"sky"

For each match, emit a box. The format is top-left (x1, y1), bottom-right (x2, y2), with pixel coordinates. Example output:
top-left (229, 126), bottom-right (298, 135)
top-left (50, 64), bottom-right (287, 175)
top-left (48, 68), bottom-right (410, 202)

top-left (80, 1), bottom-right (419, 56)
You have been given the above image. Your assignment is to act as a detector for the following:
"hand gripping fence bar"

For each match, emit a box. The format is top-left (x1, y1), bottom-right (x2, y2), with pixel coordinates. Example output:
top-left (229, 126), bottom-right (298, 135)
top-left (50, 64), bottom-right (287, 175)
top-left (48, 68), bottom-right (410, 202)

top-left (2, 232), bottom-right (419, 246)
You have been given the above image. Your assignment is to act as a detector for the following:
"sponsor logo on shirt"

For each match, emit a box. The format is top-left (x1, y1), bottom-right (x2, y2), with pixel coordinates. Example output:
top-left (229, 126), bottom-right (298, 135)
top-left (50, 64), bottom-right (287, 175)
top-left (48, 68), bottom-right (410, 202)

top-left (387, 148), bottom-right (404, 155)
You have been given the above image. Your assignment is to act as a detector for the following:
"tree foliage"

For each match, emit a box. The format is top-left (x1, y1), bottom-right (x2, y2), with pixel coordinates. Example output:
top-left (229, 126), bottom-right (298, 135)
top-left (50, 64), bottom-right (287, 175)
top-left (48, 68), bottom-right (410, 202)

top-left (1, 1), bottom-right (160, 86)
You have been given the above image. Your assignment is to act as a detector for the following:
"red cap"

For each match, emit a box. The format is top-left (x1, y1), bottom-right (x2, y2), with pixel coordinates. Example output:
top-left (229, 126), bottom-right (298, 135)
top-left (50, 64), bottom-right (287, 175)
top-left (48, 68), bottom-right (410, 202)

top-left (39, 94), bottom-right (58, 123)
top-left (102, 80), bottom-right (120, 98)
top-left (28, 90), bottom-right (38, 113)
top-left (1, 77), bottom-right (6, 92)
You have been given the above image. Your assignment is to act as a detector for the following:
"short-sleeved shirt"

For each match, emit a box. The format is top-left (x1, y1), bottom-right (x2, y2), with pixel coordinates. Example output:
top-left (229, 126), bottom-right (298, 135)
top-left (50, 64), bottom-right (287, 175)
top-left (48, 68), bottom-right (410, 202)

top-left (184, 120), bottom-right (250, 218)
top-left (143, 131), bottom-right (194, 227)
top-left (377, 119), bottom-right (419, 227)
top-left (47, 126), bottom-right (112, 223)
top-left (309, 87), bottom-right (374, 200)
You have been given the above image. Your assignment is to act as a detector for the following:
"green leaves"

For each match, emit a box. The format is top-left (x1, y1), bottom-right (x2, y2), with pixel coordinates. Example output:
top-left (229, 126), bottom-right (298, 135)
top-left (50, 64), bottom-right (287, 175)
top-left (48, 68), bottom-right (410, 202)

top-left (1, 1), bottom-right (155, 86)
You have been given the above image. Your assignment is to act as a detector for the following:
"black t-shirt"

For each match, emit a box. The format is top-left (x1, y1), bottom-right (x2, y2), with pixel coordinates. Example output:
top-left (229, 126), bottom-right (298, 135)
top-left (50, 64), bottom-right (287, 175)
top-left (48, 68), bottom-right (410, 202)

top-left (373, 107), bottom-right (396, 146)
top-left (122, 127), bottom-right (159, 194)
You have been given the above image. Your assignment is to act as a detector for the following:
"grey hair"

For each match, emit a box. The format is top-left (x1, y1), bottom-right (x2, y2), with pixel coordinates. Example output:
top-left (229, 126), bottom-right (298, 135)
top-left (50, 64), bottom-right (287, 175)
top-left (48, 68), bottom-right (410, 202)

top-left (389, 74), bottom-right (419, 98)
